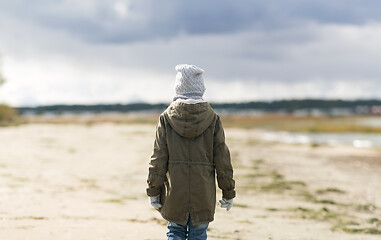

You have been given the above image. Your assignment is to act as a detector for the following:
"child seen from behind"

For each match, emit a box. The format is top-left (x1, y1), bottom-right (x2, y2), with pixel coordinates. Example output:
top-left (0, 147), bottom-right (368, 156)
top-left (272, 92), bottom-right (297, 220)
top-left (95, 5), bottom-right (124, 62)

top-left (146, 64), bottom-right (236, 240)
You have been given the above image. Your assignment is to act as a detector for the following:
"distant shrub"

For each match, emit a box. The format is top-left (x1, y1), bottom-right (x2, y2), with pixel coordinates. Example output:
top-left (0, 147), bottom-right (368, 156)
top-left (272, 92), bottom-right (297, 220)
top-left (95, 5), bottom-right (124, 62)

top-left (0, 104), bottom-right (19, 123)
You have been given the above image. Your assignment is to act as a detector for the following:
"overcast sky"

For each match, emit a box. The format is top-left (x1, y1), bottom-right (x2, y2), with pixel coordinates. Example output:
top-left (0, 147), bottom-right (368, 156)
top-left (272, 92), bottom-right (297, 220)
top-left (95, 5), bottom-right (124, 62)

top-left (0, 0), bottom-right (380, 106)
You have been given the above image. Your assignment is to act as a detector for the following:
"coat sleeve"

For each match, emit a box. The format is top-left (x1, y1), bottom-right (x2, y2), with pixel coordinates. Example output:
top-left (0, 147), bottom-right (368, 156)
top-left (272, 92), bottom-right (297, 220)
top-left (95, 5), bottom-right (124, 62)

top-left (213, 116), bottom-right (236, 200)
top-left (146, 115), bottom-right (169, 197)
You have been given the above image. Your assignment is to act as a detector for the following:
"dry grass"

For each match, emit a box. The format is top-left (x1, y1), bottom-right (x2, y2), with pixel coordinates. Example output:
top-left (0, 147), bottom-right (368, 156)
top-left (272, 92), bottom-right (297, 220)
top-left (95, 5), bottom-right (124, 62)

top-left (8, 111), bottom-right (381, 134)
top-left (220, 114), bottom-right (381, 133)
top-left (0, 104), bottom-right (20, 125)
top-left (236, 157), bottom-right (381, 235)
top-left (22, 113), bottom-right (159, 125)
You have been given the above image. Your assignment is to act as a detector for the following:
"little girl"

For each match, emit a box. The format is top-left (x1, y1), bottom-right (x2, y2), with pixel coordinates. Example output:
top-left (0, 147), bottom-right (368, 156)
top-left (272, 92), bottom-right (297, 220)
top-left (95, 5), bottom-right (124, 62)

top-left (146, 64), bottom-right (235, 240)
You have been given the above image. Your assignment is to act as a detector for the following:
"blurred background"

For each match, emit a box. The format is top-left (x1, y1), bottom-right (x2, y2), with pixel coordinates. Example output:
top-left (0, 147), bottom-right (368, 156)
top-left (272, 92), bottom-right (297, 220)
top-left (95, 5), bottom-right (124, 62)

top-left (1, 0), bottom-right (381, 146)
top-left (0, 1), bottom-right (381, 239)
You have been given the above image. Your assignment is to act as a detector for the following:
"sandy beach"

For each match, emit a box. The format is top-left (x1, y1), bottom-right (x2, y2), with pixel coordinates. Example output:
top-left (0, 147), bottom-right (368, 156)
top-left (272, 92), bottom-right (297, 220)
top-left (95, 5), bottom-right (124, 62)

top-left (0, 123), bottom-right (380, 240)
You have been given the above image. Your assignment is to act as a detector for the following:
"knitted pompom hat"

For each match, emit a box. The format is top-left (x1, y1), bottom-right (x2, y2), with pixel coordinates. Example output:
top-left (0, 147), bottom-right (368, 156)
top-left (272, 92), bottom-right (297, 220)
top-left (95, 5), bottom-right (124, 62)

top-left (174, 64), bottom-right (206, 100)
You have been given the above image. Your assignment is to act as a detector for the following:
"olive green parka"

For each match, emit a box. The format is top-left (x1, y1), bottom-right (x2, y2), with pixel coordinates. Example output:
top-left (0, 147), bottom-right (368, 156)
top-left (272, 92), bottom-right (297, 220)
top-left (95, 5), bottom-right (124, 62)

top-left (146, 101), bottom-right (236, 226)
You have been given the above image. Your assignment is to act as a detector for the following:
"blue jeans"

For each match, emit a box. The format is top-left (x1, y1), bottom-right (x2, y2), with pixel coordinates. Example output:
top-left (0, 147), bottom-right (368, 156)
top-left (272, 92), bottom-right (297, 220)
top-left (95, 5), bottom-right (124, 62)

top-left (167, 218), bottom-right (209, 240)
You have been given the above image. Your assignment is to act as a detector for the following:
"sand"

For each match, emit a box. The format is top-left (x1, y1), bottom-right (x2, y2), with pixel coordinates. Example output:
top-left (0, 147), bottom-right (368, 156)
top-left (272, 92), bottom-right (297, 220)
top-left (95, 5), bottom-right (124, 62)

top-left (0, 123), bottom-right (380, 240)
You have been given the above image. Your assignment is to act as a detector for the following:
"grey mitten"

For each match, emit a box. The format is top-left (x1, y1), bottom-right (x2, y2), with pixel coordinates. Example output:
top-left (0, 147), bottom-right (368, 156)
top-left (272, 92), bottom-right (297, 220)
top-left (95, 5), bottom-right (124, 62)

top-left (149, 195), bottom-right (162, 210)
top-left (219, 198), bottom-right (233, 211)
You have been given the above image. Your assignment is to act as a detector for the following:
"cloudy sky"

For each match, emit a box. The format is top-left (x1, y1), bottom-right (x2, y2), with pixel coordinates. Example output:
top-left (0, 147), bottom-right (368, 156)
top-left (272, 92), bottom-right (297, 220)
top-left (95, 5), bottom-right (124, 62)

top-left (0, 0), bottom-right (380, 106)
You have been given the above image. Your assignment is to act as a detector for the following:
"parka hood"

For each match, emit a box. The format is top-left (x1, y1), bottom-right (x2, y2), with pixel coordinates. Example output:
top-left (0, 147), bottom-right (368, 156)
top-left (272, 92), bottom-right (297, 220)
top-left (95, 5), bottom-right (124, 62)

top-left (164, 101), bottom-right (216, 138)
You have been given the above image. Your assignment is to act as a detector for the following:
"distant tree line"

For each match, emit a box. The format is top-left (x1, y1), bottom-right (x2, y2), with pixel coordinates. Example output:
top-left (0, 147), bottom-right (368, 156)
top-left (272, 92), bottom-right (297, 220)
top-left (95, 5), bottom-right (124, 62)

top-left (16, 99), bottom-right (381, 115)
top-left (17, 103), bottom-right (169, 114)
top-left (210, 99), bottom-right (381, 112)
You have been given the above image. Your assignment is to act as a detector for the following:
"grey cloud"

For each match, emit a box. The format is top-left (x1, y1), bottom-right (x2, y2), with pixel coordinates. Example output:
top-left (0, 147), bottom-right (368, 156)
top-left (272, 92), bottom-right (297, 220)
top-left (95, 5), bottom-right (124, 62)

top-left (289, 0), bottom-right (381, 24)
top-left (2, 8), bottom-right (380, 86)
top-left (1, 0), bottom-right (381, 44)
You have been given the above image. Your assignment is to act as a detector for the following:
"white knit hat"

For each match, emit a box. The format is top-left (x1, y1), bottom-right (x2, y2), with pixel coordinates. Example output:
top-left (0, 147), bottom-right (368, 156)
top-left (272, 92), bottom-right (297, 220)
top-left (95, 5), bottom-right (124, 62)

top-left (174, 64), bottom-right (206, 100)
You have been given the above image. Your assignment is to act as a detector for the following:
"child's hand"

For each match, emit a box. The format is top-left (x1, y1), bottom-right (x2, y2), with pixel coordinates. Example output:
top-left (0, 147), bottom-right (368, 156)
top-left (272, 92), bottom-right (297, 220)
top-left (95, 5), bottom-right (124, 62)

top-left (149, 195), bottom-right (162, 210)
top-left (219, 198), bottom-right (233, 211)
